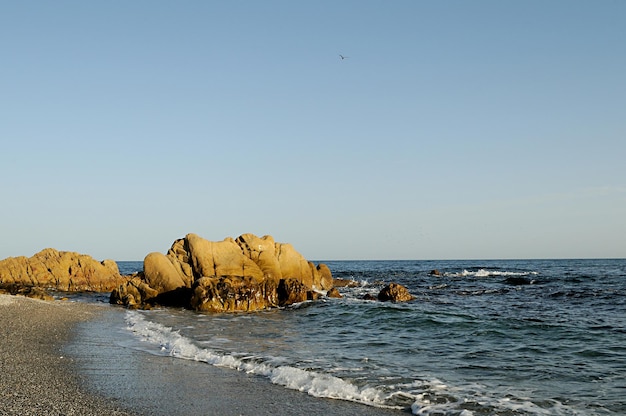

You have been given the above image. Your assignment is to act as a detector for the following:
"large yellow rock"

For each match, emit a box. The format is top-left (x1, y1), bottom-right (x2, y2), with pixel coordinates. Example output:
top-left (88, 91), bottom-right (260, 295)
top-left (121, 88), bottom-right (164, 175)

top-left (0, 248), bottom-right (126, 292)
top-left (315, 263), bottom-right (334, 291)
top-left (143, 252), bottom-right (187, 293)
top-left (110, 232), bottom-right (334, 311)
top-left (236, 234), bottom-right (282, 281)
top-left (187, 234), bottom-right (264, 280)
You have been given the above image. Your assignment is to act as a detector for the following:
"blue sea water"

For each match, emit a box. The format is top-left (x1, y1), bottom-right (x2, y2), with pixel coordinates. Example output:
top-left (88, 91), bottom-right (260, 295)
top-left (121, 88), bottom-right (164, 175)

top-left (116, 259), bottom-right (626, 415)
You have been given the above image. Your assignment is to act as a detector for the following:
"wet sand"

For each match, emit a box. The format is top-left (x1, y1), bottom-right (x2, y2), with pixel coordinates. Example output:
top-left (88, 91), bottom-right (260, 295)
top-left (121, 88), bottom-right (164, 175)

top-left (1, 294), bottom-right (407, 416)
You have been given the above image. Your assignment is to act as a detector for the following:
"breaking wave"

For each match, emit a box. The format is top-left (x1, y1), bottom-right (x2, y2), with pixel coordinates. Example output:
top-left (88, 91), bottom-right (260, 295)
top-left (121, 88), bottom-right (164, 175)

top-left (124, 311), bottom-right (399, 410)
top-left (117, 258), bottom-right (625, 416)
top-left (448, 269), bottom-right (539, 278)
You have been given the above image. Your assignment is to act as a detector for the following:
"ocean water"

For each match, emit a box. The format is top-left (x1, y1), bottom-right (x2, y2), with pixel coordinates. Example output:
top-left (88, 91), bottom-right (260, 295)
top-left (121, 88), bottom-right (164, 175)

top-left (115, 259), bottom-right (626, 415)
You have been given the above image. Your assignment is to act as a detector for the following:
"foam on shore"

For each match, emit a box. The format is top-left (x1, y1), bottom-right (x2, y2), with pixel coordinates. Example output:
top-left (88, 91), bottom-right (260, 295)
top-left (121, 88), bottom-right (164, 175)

top-left (124, 310), bottom-right (396, 408)
top-left (66, 303), bottom-right (406, 416)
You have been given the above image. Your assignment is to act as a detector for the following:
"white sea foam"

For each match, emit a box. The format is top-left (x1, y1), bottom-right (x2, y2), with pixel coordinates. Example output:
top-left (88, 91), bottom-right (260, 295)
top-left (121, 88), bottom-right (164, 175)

top-left (396, 378), bottom-right (580, 416)
top-left (123, 299), bottom-right (581, 416)
top-left (409, 389), bottom-right (583, 416)
top-left (124, 311), bottom-right (397, 409)
top-left (428, 283), bottom-right (448, 290)
top-left (450, 269), bottom-right (538, 278)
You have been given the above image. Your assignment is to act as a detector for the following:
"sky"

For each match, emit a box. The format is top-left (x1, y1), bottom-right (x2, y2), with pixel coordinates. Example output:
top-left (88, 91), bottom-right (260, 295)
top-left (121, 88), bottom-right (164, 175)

top-left (1, 1), bottom-right (625, 261)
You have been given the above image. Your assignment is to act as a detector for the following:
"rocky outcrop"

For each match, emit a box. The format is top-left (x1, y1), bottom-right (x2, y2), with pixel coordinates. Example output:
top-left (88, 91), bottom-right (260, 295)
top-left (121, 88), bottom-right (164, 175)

top-left (110, 233), bottom-right (335, 312)
top-left (0, 284), bottom-right (54, 301)
top-left (378, 283), bottom-right (414, 302)
top-left (333, 278), bottom-right (360, 288)
top-left (0, 248), bottom-right (127, 293)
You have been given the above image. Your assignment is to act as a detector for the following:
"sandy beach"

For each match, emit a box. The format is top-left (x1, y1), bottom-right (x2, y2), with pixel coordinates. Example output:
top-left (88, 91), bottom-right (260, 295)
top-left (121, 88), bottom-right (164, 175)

top-left (1, 294), bottom-right (406, 416)
top-left (0, 294), bottom-right (132, 415)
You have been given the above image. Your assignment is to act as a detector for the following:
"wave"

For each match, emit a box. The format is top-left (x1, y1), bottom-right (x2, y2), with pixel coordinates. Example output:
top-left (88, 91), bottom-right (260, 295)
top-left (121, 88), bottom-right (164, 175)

top-left (124, 311), bottom-right (401, 410)
top-left (447, 269), bottom-right (539, 278)
top-left (123, 294), bottom-right (595, 416)
top-left (123, 310), bottom-right (584, 416)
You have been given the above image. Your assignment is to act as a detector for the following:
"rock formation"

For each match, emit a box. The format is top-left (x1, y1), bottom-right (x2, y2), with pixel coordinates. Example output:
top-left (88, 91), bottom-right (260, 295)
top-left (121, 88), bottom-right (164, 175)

top-left (110, 233), bottom-right (335, 312)
top-left (378, 283), bottom-right (415, 302)
top-left (0, 285), bottom-right (54, 301)
top-left (0, 248), bottom-right (127, 293)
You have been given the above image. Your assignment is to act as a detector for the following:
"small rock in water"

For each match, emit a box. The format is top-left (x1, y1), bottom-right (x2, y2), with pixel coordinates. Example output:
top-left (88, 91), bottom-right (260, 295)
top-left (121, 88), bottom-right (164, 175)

top-left (378, 283), bottom-right (414, 302)
top-left (333, 278), bottom-right (359, 288)
top-left (326, 287), bottom-right (342, 298)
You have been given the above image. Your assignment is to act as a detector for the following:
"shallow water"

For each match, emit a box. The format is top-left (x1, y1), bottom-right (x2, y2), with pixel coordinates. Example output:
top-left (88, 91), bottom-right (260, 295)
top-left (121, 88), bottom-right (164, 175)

top-left (66, 308), bottom-right (402, 416)
top-left (114, 259), bottom-right (626, 415)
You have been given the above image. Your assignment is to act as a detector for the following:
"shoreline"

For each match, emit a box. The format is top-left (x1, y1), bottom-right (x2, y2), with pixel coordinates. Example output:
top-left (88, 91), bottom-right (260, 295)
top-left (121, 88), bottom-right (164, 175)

top-left (1, 294), bottom-right (407, 416)
top-left (0, 294), bottom-right (133, 415)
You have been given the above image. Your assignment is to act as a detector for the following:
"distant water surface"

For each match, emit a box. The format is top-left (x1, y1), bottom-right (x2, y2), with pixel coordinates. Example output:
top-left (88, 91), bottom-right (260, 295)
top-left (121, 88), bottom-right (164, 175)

top-left (115, 259), bottom-right (626, 415)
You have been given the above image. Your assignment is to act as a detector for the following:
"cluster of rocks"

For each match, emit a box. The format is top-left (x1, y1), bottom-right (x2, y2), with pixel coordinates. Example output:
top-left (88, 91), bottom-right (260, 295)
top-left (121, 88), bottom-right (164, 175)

top-left (110, 233), bottom-right (337, 312)
top-left (0, 248), bottom-right (127, 296)
top-left (334, 279), bottom-right (414, 302)
top-left (0, 233), bottom-right (415, 311)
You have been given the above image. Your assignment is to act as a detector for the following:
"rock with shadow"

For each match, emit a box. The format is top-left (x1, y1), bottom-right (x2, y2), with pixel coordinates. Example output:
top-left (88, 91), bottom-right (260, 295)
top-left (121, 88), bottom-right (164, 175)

top-left (377, 283), bottom-right (415, 302)
top-left (110, 233), bottom-right (335, 312)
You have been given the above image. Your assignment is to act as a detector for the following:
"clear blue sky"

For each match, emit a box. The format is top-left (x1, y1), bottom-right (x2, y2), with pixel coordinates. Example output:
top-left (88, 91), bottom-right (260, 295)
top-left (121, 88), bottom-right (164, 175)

top-left (1, 1), bottom-right (624, 260)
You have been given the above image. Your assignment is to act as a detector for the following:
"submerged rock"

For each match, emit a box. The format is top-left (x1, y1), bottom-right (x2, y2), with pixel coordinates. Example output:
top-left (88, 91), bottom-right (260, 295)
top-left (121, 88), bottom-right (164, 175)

top-left (504, 276), bottom-right (533, 286)
top-left (111, 233), bottom-right (335, 312)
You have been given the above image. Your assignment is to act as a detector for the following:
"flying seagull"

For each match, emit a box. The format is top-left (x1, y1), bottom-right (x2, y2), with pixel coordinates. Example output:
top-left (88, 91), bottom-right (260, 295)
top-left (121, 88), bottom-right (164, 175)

top-left (339, 54), bottom-right (349, 60)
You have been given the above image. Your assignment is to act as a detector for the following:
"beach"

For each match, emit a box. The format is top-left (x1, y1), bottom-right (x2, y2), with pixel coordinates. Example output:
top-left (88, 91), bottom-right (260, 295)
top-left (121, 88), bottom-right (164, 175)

top-left (0, 294), bottom-right (131, 415)
top-left (4, 256), bottom-right (623, 416)
top-left (0, 294), bottom-right (405, 416)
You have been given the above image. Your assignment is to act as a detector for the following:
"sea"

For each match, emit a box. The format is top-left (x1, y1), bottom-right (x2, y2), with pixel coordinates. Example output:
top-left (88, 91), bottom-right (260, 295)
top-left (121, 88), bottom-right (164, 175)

top-left (81, 259), bottom-right (626, 415)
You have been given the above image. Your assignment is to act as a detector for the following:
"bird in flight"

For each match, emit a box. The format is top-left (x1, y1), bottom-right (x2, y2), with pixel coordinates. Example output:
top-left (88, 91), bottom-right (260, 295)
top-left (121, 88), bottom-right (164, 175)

top-left (339, 54), bottom-right (349, 60)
